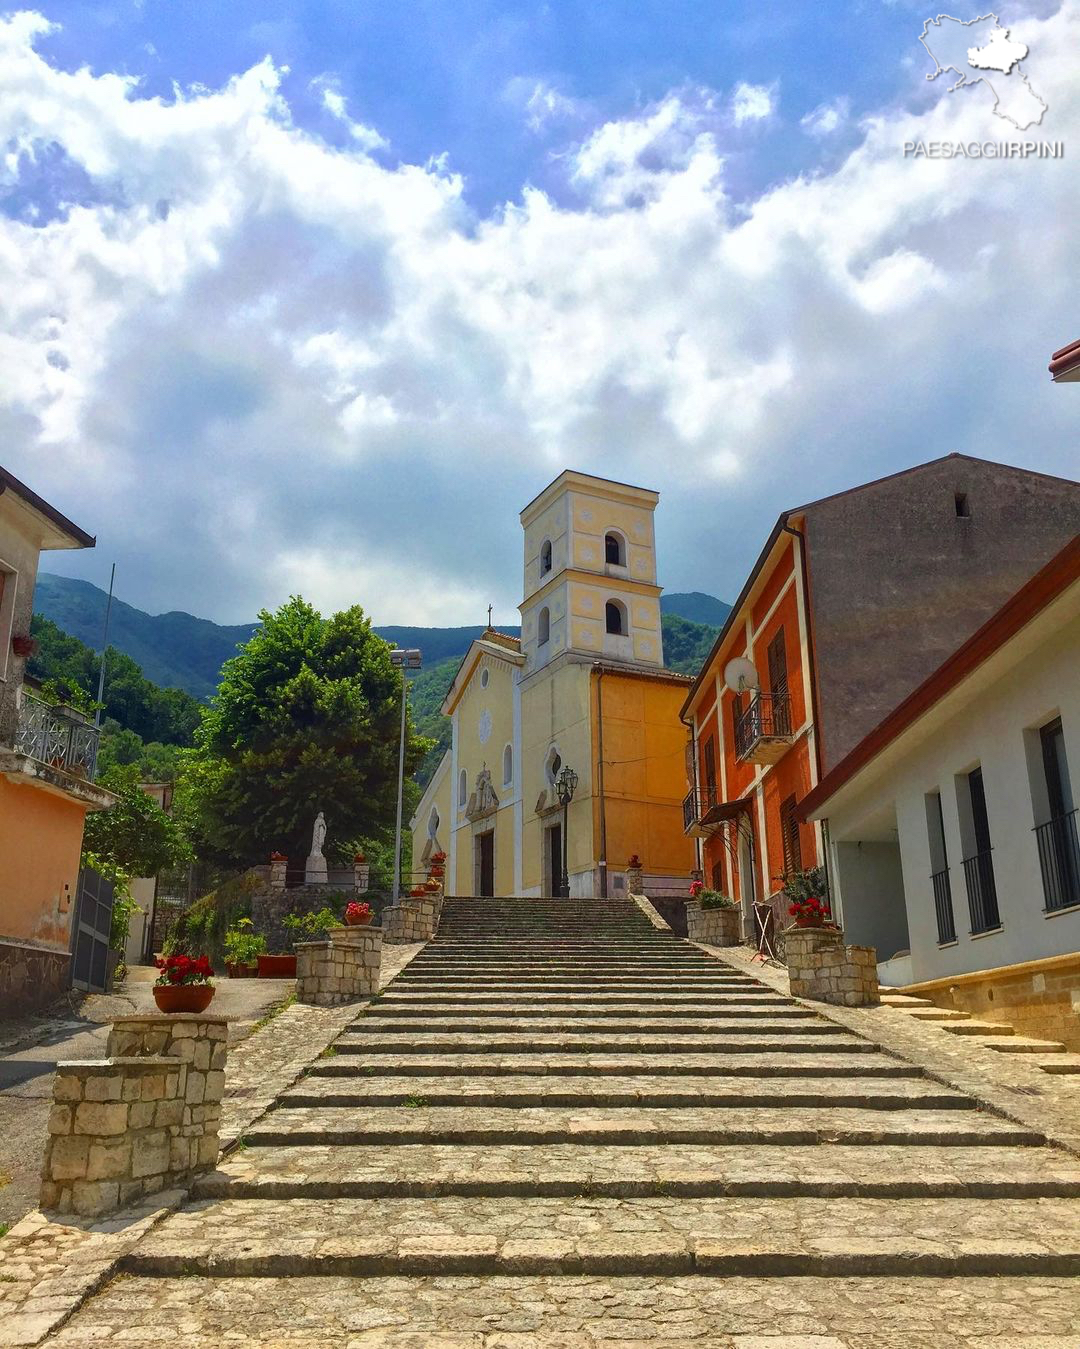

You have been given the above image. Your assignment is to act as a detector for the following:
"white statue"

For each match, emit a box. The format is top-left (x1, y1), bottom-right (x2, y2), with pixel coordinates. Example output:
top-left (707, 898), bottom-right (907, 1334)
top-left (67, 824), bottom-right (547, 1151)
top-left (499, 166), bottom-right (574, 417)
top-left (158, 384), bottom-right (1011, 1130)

top-left (306, 811), bottom-right (328, 885)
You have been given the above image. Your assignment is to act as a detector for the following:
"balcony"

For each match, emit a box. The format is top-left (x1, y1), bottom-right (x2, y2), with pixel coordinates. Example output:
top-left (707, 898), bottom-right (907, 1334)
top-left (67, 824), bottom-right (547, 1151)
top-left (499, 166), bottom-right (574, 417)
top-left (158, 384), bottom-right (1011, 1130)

top-left (682, 784), bottom-right (751, 837)
top-left (12, 690), bottom-right (101, 782)
top-left (1035, 810), bottom-right (1080, 913)
top-left (734, 691), bottom-right (793, 765)
top-left (962, 848), bottom-right (1001, 934)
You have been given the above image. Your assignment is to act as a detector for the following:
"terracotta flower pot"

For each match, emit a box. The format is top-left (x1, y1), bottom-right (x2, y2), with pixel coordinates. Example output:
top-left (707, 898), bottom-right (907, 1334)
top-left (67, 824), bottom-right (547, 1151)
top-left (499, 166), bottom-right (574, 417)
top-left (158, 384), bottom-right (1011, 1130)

top-left (226, 962), bottom-right (258, 978)
top-left (153, 983), bottom-right (215, 1014)
top-left (258, 954), bottom-right (298, 978)
top-left (345, 912), bottom-right (373, 926)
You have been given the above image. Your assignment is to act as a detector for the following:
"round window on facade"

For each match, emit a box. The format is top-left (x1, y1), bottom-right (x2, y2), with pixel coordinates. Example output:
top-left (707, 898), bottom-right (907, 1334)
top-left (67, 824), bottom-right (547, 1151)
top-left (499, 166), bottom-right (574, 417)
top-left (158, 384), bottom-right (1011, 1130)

top-left (481, 667), bottom-right (489, 688)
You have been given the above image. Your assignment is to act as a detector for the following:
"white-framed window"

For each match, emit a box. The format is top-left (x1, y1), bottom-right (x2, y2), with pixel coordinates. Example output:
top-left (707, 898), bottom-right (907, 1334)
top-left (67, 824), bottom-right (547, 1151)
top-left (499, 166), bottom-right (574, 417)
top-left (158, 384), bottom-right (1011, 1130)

top-left (605, 599), bottom-right (627, 635)
top-left (502, 742), bottom-right (513, 788)
top-left (540, 539), bottom-right (553, 575)
top-left (538, 606), bottom-right (550, 645)
top-left (458, 769), bottom-right (468, 808)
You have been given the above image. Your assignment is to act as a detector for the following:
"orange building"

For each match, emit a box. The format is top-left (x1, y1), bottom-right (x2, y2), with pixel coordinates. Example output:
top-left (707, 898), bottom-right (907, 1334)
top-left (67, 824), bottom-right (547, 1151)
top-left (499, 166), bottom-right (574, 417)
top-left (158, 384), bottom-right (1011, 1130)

top-left (681, 454), bottom-right (1080, 939)
top-left (0, 467), bottom-right (114, 1012)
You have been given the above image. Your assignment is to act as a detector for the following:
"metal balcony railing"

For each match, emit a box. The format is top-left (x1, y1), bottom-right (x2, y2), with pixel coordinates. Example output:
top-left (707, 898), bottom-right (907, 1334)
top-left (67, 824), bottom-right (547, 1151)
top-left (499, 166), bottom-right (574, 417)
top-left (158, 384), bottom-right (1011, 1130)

top-left (1034, 809), bottom-right (1080, 913)
top-left (734, 691), bottom-right (793, 762)
top-left (682, 784), bottom-right (720, 832)
top-left (931, 866), bottom-right (956, 944)
top-left (14, 690), bottom-right (100, 781)
top-left (962, 848), bottom-right (1000, 934)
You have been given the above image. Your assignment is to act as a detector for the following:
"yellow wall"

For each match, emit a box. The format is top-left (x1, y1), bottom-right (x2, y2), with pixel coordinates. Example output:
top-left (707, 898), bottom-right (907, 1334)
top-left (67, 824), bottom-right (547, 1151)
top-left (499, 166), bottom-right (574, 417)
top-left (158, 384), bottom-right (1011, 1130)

top-left (0, 776), bottom-right (87, 951)
top-left (450, 650), bottom-right (518, 897)
top-left (592, 672), bottom-right (696, 878)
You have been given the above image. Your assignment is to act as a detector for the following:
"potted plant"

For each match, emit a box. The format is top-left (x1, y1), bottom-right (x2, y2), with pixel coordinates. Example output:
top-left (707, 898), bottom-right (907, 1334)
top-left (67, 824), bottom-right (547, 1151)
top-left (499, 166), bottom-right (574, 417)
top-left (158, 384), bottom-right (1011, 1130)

top-left (686, 881), bottom-right (741, 944)
top-left (345, 900), bottom-right (373, 927)
top-left (153, 953), bottom-right (215, 1013)
top-left (788, 895), bottom-right (835, 929)
top-left (224, 918), bottom-right (266, 977)
top-left (264, 906), bottom-right (339, 977)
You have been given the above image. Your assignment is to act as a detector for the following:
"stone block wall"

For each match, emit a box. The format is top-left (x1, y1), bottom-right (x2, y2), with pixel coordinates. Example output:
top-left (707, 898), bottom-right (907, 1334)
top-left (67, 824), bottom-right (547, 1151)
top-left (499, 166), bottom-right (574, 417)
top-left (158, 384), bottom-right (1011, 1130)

top-left (0, 938), bottom-right (70, 1013)
top-left (296, 925), bottom-right (382, 1006)
top-left (685, 902), bottom-right (741, 946)
top-left (40, 1014), bottom-right (228, 1217)
top-left (251, 883), bottom-right (353, 955)
top-left (786, 926), bottom-right (879, 1007)
top-left (383, 894), bottom-right (442, 945)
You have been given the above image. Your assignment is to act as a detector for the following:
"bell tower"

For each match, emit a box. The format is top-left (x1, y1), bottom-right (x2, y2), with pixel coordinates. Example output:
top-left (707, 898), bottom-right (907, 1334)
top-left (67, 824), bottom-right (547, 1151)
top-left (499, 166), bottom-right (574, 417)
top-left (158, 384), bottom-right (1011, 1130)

top-left (519, 470), bottom-right (665, 672)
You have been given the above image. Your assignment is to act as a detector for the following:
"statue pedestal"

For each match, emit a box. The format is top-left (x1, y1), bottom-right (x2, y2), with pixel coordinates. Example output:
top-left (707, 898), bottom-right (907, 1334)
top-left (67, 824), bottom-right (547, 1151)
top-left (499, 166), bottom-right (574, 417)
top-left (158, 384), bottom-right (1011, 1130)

top-left (305, 853), bottom-right (328, 885)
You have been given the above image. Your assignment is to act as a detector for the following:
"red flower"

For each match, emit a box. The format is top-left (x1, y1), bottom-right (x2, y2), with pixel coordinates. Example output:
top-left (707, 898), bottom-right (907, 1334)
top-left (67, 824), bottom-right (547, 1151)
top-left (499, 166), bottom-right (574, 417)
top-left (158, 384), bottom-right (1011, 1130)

top-left (345, 901), bottom-right (371, 919)
top-left (155, 953), bottom-right (213, 987)
top-left (689, 880), bottom-right (703, 898)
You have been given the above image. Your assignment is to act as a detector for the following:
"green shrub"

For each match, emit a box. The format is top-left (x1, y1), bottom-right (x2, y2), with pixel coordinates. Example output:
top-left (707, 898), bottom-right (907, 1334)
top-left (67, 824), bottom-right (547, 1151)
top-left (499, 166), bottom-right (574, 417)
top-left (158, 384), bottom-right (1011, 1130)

top-left (163, 869), bottom-right (262, 966)
top-left (699, 890), bottom-right (737, 910)
top-left (224, 918), bottom-right (267, 966)
top-left (283, 907), bottom-right (339, 946)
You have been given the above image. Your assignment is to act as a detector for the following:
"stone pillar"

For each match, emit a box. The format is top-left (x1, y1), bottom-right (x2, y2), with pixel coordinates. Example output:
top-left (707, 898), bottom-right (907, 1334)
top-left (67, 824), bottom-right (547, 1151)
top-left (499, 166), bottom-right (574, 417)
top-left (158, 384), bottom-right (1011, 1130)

top-left (353, 860), bottom-right (370, 893)
top-left (382, 895), bottom-right (442, 945)
top-left (685, 901), bottom-right (741, 945)
top-left (296, 924), bottom-right (382, 1005)
top-left (269, 854), bottom-right (287, 891)
top-left (626, 862), bottom-right (644, 895)
top-left (785, 926), bottom-right (879, 1006)
top-left (40, 1014), bottom-right (228, 1218)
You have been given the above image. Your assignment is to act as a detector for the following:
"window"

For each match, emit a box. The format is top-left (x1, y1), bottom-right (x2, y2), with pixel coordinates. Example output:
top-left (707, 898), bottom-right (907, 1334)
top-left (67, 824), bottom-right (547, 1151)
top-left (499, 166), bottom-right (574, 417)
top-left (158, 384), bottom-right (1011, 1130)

top-left (538, 607), bottom-right (550, 645)
top-left (731, 690), bottom-right (744, 742)
top-left (703, 736), bottom-right (717, 799)
top-left (605, 600), bottom-right (626, 635)
top-left (604, 532), bottom-right (624, 566)
top-left (711, 858), bottom-right (725, 891)
top-left (546, 747), bottom-right (562, 786)
top-left (1035, 717), bottom-right (1079, 912)
top-left (925, 790), bottom-right (956, 944)
top-left (458, 769), bottom-right (467, 808)
top-left (480, 667), bottom-right (489, 688)
top-left (540, 539), bottom-right (553, 575)
top-left (959, 766), bottom-right (1000, 933)
top-left (427, 806), bottom-right (441, 841)
top-left (779, 794), bottom-right (802, 877)
top-left (767, 628), bottom-right (788, 703)
top-left (954, 492), bottom-right (970, 518)
top-left (502, 742), bottom-right (514, 788)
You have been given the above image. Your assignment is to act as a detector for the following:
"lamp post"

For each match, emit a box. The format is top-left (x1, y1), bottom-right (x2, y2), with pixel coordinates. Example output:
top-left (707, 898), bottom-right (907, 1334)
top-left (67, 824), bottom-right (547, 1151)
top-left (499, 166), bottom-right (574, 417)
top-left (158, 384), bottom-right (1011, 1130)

top-left (555, 764), bottom-right (578, 898)
top-left (389, 648), bottom-right (422, 903)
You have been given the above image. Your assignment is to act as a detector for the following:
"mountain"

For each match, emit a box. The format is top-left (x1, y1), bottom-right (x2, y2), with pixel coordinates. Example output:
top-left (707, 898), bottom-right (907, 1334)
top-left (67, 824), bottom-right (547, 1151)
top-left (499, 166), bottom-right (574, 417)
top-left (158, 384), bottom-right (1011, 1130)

top-left (660, 591), bottom-right (732, 627)
top-left (34, 574), bottom-right (730, 702)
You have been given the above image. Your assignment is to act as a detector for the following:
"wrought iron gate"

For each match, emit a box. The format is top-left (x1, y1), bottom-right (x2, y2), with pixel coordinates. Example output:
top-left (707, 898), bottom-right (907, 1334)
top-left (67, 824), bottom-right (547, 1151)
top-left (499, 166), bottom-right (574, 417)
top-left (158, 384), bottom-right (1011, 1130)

top-left (70, 867), bottom-right (115, 992)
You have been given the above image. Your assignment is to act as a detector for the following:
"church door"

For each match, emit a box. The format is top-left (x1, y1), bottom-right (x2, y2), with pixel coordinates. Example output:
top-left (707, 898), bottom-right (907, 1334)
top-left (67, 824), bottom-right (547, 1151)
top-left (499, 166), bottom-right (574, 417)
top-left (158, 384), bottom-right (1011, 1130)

top-left (476, 831), bottom-right (495, 897)
top-left (546, 823), bottom-right (563, 896)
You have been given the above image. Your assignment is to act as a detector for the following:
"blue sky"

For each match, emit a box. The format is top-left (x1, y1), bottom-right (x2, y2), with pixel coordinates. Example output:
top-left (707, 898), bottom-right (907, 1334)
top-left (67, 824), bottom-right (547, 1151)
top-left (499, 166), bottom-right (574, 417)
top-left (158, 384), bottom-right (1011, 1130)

top-left (2, 1), bottom-right (1076, 628)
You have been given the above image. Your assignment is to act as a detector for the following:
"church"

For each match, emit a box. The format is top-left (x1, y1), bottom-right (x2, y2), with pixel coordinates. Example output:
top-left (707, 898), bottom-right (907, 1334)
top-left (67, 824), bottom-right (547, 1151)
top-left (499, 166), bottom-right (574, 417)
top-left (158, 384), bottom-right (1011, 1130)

top-left (411, 470), bottom-right (697, 899)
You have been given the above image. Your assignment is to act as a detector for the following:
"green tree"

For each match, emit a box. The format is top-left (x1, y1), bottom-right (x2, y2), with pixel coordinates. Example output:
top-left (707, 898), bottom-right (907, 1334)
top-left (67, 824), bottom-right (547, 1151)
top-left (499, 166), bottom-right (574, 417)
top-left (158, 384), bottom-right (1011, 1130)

top-left (182, 597), bottom-right (430, 868)
top-left (82, 765), bottom-right (191, 877)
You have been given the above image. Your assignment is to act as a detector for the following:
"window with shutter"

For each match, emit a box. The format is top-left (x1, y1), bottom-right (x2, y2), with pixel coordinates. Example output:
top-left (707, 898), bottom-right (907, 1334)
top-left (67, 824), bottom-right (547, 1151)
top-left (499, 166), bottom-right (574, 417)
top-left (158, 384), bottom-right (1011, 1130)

top-left (767, 628), bottom-right (788, 701)
top-left (779, 794), bottom-right (802, 877)
top-left (703, 736), bottom-right (717, 798)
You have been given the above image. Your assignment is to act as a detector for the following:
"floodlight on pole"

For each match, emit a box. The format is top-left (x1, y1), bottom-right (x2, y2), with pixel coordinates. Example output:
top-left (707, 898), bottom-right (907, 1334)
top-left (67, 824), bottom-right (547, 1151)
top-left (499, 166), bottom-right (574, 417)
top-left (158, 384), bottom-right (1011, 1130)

top-left (389, 648), bottom-right (422, 903)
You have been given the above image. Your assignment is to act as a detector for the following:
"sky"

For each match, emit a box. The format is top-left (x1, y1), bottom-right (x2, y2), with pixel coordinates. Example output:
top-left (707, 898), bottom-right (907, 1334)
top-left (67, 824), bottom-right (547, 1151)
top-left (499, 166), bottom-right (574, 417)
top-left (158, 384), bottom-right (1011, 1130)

top-left (2, 0), bottom-right (1077, 628)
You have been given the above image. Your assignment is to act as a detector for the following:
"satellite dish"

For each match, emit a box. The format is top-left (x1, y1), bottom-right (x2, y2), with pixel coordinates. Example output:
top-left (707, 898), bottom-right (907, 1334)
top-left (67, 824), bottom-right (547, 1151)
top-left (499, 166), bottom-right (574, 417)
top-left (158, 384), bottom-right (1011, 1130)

top-left (723, 656), bottom-right (759, 694)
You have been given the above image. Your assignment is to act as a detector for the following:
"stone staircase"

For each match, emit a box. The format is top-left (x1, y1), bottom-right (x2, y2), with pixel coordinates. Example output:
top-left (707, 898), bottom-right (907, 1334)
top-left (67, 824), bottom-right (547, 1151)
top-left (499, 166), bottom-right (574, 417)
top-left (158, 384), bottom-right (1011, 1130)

top-left (50, 897), bottom-right (1080, 1346)
top-left (882, 992), bottom-right (1080, 1074)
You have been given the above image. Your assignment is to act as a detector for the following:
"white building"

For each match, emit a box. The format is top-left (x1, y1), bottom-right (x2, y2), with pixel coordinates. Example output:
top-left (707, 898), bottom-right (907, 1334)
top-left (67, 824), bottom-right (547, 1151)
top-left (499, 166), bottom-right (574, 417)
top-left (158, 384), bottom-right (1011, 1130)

top-left (802, 537), bottom-right (1080, 989)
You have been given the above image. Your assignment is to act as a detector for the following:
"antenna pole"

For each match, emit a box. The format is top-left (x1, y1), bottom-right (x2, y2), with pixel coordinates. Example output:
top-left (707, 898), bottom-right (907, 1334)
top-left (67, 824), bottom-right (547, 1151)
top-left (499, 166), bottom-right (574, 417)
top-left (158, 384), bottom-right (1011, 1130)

top-left (94, 563), bottom-right (116, 729)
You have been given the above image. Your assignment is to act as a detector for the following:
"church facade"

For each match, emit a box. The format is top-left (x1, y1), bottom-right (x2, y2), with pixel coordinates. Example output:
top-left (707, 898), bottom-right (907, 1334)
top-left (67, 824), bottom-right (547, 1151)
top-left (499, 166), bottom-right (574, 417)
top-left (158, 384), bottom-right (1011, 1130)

top-left (411, 470), bottom-right (696, 899)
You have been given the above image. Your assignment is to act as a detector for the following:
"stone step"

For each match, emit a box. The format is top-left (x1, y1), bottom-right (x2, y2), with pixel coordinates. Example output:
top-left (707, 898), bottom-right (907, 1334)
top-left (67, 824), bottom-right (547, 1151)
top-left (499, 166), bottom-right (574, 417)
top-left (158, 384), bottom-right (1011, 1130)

top-left (903, 1008), bottom-right (973, 1022)
top-left (880, 993), bottom-right (935, 1007)
top-left (123, 1194), bottom-right (1080, 1279)
top-left (365, 1003), bottom-right (798, 1018)
top-left (196, 1142), bottom-right (1080, 1199)
top-left (393, 978), bottom-right (766, 989)
top-left (941, 1020), bottom-right (1016, 1037)
top-left (332, 1033), bottom-right (870, 1055)
top-left (981, 1036), bottom-right (1070, 1054)
top-left (1035, 1054), bottom-right (1080, 1074)
top-left (309, 1051), bottom-right (921, 1078)
top-left (51, 1271), bottom-right (1080, 1343)
top-left (244, 1105), bottom-right (1039, 1148)
top-left (348, 1013), bottom-right (822, 1032)
top-left (281, 1074), bottom-right (966, 1110)
top-left (377, 991), bottom-right (794, 1005)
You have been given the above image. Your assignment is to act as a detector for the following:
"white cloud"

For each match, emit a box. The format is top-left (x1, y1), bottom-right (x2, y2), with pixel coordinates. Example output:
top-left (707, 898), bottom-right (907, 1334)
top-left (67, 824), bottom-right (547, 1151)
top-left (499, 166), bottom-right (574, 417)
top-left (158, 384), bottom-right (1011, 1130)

top-left (2, 7), bottom-right (1079, 627)
top-left (731, 81), bottom-right (776, 126)
top-left (503, 77), bottom-right (586, 133)
top-left (313, 76), bottom-right (388, 152)
top-left (801, 97), bottom-right (850, 137)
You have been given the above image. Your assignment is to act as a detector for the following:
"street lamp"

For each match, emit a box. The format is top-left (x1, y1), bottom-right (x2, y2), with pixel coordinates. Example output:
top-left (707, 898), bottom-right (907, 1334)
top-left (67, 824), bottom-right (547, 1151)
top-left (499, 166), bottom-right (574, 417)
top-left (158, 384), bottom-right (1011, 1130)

top-left (389, 648), bottom-right (422, 903)
top-left (555, 764), bottom-right (578, 898)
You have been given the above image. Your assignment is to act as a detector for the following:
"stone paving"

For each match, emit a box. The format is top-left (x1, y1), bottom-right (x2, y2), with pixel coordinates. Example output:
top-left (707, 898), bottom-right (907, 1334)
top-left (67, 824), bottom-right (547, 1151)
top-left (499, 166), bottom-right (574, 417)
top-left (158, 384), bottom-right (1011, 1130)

top-left (24, 900), bottom-right (1080, 1344)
